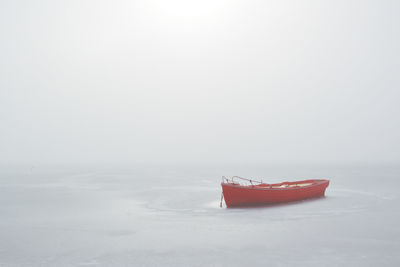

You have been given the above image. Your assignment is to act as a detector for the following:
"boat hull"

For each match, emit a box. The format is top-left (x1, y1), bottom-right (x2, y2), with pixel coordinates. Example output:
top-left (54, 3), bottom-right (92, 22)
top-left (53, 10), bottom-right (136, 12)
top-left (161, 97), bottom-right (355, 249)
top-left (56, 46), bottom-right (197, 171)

top-left (221, 179), bottom-right (329, 207)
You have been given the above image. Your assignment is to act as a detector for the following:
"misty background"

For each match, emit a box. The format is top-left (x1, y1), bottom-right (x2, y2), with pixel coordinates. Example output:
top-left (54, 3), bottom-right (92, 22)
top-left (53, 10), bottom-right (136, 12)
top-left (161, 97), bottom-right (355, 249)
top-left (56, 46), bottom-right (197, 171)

top-left (1, 0), bottom-right (399, 166)
top-left (1, 1), bottom-right (400, 266)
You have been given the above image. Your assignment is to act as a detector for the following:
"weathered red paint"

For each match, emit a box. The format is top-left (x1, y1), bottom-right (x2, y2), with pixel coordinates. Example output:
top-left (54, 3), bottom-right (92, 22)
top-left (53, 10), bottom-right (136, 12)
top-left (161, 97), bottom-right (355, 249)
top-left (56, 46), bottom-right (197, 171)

top-left (221, 179), bottom-right (329, 207)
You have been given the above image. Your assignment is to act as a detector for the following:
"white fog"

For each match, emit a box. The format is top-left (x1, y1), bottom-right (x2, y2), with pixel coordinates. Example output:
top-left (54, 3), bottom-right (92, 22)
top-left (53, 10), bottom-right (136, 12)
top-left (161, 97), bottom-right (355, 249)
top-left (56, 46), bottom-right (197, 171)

top-left (1, 0), bottom-right (399, 266)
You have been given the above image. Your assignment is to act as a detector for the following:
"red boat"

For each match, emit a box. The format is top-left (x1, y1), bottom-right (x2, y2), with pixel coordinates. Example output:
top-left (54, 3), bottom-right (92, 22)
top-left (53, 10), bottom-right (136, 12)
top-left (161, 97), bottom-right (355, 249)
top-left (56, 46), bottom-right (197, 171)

top-left (221, 176), bottom-right (329, 207)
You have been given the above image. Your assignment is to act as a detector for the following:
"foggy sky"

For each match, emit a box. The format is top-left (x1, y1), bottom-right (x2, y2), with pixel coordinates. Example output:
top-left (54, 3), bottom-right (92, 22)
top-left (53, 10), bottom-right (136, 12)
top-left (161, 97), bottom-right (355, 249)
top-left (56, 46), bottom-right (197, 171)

top-left (1, 0), bottom-right (399, 165)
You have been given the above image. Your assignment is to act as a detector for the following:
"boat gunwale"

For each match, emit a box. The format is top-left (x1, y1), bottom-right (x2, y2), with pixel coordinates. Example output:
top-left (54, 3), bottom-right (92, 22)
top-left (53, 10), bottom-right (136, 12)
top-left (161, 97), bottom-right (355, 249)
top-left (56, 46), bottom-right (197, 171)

top-left (221, 179), bottom-right (329, 191)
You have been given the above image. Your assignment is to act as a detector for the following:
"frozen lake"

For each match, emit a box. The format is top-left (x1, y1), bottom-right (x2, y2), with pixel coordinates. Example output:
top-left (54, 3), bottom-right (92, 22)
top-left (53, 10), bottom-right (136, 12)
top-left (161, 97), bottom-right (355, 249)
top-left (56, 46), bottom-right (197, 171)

top-left (0, 163), bottom-right (399, 266)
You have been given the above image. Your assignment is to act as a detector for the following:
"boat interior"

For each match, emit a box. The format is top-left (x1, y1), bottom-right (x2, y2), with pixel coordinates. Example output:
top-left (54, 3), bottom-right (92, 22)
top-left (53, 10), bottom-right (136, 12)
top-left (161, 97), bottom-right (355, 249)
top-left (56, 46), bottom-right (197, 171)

top-left (223, 176), bottom-right (319, 188)
top-left (255, 182), bottom-right (313, 188)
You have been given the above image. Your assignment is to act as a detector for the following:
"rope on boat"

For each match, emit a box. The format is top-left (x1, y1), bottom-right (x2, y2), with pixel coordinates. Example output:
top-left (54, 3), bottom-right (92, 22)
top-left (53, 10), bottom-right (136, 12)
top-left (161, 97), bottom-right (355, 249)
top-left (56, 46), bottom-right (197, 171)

top-left (220, 176), bottom-right (226, 208)
top-left (231, 176), bottom-right (263, 184)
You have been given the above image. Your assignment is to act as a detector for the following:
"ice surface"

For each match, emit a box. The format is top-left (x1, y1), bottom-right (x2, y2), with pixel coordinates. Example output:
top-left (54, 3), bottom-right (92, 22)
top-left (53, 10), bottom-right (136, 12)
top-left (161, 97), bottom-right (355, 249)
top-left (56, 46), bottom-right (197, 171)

top-left (0, 164), bottom-right (399, 266)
